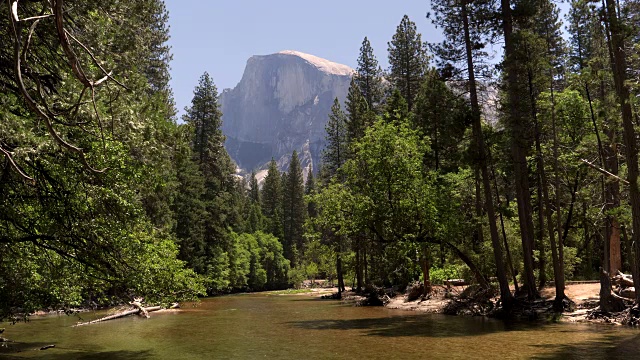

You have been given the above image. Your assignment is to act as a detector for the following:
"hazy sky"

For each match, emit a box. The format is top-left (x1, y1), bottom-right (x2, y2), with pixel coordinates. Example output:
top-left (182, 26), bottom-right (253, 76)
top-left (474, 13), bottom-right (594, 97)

top-left (164, 1), bottom-right (441, 118)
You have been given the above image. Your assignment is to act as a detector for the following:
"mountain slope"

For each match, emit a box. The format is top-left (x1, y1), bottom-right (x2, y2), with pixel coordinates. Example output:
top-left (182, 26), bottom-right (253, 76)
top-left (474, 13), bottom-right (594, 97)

top-left (220, 50), bottom-right (353, 177)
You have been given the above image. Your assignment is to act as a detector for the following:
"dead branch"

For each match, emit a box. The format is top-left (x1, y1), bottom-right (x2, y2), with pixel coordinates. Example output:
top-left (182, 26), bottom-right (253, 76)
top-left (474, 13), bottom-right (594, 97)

top-left (0, 144), bottom-right (34, 183)
top-left (581, 158), bottom-right (630, 185)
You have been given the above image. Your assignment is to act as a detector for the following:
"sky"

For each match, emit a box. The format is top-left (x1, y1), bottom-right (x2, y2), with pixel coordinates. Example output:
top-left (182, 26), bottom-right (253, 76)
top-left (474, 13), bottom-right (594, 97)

top-left (164, 1), bottom-right (441, 118)
top-left (165, 1), bottom-right (571, 119)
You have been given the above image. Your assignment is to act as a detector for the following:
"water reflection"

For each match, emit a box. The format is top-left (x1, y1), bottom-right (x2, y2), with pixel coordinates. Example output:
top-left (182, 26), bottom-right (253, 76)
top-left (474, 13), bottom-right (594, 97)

top-left (288, 314), bottom-right (542, 337)
top-left (1, 294), bottom-right (638, 359)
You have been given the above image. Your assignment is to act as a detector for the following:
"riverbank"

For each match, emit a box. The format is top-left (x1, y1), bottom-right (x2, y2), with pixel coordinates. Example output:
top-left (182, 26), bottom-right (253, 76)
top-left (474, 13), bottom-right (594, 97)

top-left (387, 283), bottom-right (607, 323)
top-left (309, 283), bottom-right (607, 324)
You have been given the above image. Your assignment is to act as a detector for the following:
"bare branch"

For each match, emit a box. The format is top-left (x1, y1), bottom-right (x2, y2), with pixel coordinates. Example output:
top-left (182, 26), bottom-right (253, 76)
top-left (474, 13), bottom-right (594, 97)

top-left (10, 0), bottom-right (18, 22)
top-left (91, 87), bottom-right (106, 146)
top-left (0, 144), bottom-right (34, 183)
top-left (20, 13), bottom-right (54, 22)
top-left (21, 18), bottom-right (38, 67)
top-left (65, 30), bottom-right (129, 90)
top-left (53, 0), bottom-right (92, 87)
top-left (580, 158), bottom-right (629, 185)
top-left (9, 2), bottom-right (107, 174)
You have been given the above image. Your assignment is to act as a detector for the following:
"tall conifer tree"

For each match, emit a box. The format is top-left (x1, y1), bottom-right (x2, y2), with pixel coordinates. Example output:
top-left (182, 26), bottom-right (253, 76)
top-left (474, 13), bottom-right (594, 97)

top-left (183, 72), bottom-right (236, 289)
top-left (388, 15), bottom-right (429, 111)
top-left (283, 151), bottom-right (307, 264)
top-left (324, 98), bottom-right (349, 177)
top-left (261, 159), bottom-right (284, 240)
top-left (356, 37), bottom-right (384, 113)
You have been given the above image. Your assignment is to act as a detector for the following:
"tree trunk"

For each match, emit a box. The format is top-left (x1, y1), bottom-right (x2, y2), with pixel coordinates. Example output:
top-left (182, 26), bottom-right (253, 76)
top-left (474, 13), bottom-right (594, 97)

top-left (443, 240), bottom-right (490, 289)
top-left (550, 76), bottom-right (566, 309)
top-left (474, 167), bottom-right (484, 252)
top-left (489, 147), bottom-right (520, 293)
top-left (355, 238), bottom-right (363, 292)
top-left (337, 252), bottom-right (345, 293)
top-left (528, 67), bottom-right (547, 291)
top-left (364, 244), bottom-right (369, 284)
top-left (421, 245), bottom-right (432, 296)
top-left (500, 0), bottom-right (538, 300)
top-left (72, 305), bottom-right (170, 327)
top-left (462, 2), bottom-right (512, 307)
top-left (604, 0), bottom-right (640, 304)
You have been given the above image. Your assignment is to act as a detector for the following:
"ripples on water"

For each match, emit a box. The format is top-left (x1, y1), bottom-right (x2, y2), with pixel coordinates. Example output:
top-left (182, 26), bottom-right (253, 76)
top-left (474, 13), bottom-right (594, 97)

top-left (1, 293), bottom-right (639, 359)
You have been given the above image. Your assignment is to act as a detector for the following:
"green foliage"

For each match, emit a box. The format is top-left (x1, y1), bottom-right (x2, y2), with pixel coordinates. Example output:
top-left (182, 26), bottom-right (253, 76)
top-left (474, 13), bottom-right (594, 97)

top-left (356, 37), bottom-right (385, 112)
top-left (0, 0), bottom-right (208, 319)
top-left (323, 99), bottom-right (348, 177)
top-left (428, 264), bottom-right (466, 285)
top-left (262, 159), bottom-right (284, 240)
top-left (413, 71), bottom-right (471, 172)
top-left (387, 15), bottom-right (429, 111)
top-left (313, 118), bottom-right (438, 288)
top-left (283, 151), bottom-right (307, 264)
top-left (344, 78), bottom-right (371, 146)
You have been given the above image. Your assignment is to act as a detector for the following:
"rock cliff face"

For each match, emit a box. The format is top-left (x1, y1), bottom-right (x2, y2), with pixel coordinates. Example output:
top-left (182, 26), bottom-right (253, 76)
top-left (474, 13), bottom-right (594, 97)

top-left (220, 50), bottom-right (353, 178)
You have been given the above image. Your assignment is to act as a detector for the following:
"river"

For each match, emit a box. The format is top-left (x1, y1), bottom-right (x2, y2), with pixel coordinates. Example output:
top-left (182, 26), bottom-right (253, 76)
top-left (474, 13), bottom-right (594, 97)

top-left (1, 293), bottom-right (639, 359)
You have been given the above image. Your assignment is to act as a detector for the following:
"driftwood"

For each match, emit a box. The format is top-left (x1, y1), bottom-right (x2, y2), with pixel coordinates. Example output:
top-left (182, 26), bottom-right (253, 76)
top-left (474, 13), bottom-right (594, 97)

top-left (130, 300), bottom-right (150, 319)
top-left (611, 271), bottom-right (637, 300)
top-left (72, 303), bottom-right (177, 327)
top-left (619, 287), bottom-right (636, 299)
top-left (445, 279), bottom-right (468, 286)
top-left (612, 271), bottom-right (634, 288)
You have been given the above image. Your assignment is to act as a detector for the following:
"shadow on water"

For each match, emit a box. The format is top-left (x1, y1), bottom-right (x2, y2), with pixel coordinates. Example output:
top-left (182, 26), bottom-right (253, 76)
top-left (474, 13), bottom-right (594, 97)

top-left (287, 314), bottom-right (542, 338)
top-left (530, 334), bottom-right (640, 360)
top-left (0, 345), bottom-right (153, 360)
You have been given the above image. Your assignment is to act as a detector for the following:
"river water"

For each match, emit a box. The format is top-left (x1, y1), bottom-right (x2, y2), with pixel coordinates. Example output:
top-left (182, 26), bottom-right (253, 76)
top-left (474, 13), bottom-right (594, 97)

top-left (1, 293), bottom-right (639, 359)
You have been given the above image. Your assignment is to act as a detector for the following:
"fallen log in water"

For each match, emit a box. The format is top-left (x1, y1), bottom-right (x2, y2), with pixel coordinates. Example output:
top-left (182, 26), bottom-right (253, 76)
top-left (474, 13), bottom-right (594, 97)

top-left (72, 303), bottom-right (177, 327)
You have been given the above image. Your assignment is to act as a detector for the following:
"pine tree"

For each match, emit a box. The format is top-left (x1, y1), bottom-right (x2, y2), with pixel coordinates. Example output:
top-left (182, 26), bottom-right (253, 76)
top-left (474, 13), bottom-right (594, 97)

top-left (499, 0), bottom-right (541, 300)
top-left (261, 159), bottom-right (284, 240)
top-left (387, 15), bottom-right (429, 111)
top-left (283, 151), bottom-right (307, 264)
top-left (603, 0), bottom-right (640, 303)
top-left (384, 89), bottom-right (410, 123)
top-left (356, 37), bottom-right (385, 113)
top-left (305, 170), bottom-right (318, 219)
top-left (249, 171), bottom-right (261, 204)
top-left (430, 0), bottom-right (514, 306)
top-left (183, 72), bottom-right (237, 288)
top-left (172, 125), bottom-right (208, 274)
top-left (324, 98), bottom-right (348, 177)
top-left (413, 69), bottom-right (469, 172)
top-left (244, 171), bottom-right (265, 233)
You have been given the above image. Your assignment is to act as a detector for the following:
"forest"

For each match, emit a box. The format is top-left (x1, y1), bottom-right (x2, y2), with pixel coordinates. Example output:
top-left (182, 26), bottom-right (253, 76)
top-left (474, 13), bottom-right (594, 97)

top-left (2, 0), bottom-right (640, 323)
